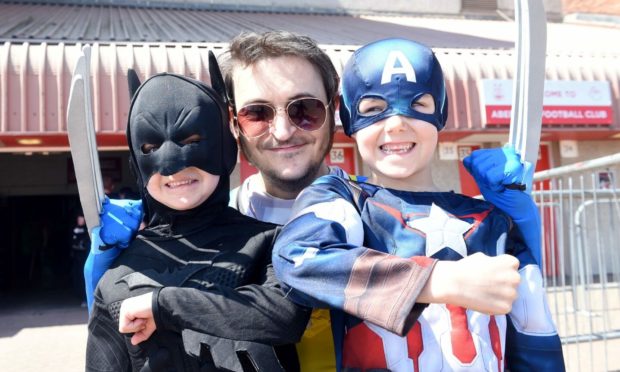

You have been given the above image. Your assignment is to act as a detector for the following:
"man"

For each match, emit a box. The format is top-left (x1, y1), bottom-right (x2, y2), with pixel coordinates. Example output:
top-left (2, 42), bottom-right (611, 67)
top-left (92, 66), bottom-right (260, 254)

top-left (86, 31), bottom-right (535, 372)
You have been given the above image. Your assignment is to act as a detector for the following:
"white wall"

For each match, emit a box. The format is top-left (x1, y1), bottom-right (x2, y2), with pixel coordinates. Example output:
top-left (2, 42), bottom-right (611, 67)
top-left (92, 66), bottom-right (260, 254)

top-left (497, 0), bottom-right (563, 17)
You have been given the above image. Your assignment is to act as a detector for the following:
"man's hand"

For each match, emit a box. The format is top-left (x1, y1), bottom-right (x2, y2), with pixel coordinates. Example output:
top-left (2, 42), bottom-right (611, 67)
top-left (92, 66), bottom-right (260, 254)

top-left (423, 253), bottom-right (520, 315)
top-left (119, 292), bottom-right (156, 345)
top-left (100, 198), bottom-right (143, 248)
top-left (463, 145), bottom-right (542, 265)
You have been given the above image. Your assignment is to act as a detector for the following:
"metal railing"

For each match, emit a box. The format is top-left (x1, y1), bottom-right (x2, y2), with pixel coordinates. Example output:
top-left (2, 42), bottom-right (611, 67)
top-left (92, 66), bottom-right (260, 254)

top-left (532, 152), bottom-right (620, 372)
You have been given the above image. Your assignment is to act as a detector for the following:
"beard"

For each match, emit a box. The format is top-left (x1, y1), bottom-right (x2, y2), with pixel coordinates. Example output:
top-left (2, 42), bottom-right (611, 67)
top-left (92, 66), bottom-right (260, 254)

top-left (239, 125), bottom-right (334, 197)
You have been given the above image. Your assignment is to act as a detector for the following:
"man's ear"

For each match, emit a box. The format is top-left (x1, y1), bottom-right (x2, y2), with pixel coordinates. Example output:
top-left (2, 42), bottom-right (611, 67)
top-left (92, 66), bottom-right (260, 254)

top-left (333, 94), bottom-right (341, 111)
top-left (228, 106), bottom-right (240, 139)
top-left (332, 94), bottom-right (341, 133)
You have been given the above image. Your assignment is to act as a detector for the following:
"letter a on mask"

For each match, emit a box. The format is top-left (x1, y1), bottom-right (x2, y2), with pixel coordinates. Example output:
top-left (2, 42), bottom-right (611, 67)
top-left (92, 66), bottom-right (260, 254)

top-left (381, 50), bottom-right (417, 85)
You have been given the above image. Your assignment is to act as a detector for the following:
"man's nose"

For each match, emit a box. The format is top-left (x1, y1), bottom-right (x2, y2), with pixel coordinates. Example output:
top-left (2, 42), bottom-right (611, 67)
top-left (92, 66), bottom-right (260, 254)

top-left (270, 108), bottom-right (297, 141)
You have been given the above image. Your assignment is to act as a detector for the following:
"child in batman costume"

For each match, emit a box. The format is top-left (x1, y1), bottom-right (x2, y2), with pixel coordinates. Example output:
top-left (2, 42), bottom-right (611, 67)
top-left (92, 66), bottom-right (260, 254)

top-left (85, 56), bottom-right (309, 372)
top-left (272, 38), bottom-right (565, 371)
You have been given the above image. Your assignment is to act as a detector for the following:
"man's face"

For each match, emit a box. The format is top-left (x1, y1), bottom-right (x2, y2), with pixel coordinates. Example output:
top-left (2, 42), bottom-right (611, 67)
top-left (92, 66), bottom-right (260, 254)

top-left (231, 56), bottom-right (332, 197)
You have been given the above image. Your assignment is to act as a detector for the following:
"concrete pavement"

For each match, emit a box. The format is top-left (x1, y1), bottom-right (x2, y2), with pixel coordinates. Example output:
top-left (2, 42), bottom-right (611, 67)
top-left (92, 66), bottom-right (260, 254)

top-left (1, 289), bottom-right (619, 371)
top-left (0, 291), bottom-right (88, 372)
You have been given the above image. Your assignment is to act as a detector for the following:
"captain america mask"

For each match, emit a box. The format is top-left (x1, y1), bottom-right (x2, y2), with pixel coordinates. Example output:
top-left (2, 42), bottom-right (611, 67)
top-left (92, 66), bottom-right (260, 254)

top-left (339, 38), bottom-right (448, 136)
top-left (127, 73), bottom-right (237, 188)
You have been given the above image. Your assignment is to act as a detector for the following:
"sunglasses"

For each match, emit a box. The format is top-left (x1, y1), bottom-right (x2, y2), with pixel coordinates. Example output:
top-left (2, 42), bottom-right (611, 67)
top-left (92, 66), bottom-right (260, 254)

top-left (235, 97), bottom-right (330, 138)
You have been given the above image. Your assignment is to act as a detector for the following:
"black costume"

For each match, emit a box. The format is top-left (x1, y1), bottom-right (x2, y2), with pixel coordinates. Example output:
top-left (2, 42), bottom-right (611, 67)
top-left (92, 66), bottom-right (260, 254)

top-left (85, 62), bottom-right (309, 372)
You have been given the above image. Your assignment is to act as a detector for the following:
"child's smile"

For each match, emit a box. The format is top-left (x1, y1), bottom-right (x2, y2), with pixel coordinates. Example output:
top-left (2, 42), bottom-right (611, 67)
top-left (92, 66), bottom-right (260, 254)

top-left (379, 142), bottom-right (415, 155)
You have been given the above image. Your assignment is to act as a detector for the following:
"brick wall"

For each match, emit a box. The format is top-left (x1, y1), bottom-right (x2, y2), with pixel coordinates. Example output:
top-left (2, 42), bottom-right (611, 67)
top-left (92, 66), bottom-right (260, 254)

top-left (563, 0), bottom-right (620, 16)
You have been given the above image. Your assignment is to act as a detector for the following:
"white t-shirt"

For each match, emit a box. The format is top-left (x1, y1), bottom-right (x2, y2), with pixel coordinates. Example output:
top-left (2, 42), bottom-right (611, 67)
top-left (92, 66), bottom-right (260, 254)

top-left (229, 166), bottom-right (348, 225)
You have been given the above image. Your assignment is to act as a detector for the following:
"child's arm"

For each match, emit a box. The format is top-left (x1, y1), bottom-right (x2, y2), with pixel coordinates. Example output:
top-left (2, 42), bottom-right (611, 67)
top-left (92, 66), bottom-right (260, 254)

top-left (117, 270), bottom-right (310, 347)
top-left (117, 226), bottom-right (310, 348)
top-left (272, 175), bottom-right (521, 336)
top-left (505, 229), bottom-right (566, 371)
top-left (84, 198), bottom-right (143, 312)
top-left (421, 252), bottom-right (520, 314)
top-left (463, 145), bottom-right (542, 265)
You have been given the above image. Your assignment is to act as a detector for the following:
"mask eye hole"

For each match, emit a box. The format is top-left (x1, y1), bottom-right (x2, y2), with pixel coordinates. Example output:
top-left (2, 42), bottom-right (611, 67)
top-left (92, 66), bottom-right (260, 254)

top-left (411, 94), bottom-right (436, 114)
top-left (357, 97), bottom-right (387, 117)
top-left (180, 134), bottom-right (202, 146)
top-left (141, 143), bottom-right (160, 154)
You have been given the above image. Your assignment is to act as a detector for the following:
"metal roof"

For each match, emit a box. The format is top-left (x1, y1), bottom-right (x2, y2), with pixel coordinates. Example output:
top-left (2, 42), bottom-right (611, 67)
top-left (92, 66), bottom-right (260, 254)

top-left (1, 3), bottom-right (620, 151)
top-left (3, 2), bottom-right (620, 55)
top-left (0, 2), bottom-right (513, 48)
top-left (1, 41), bottom-right (619, 148)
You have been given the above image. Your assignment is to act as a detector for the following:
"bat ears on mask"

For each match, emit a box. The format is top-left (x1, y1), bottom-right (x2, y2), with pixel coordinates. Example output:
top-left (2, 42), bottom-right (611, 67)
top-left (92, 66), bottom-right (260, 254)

top-left (125, 51), bottom-right (226, 105)
top-left (127, 68), bottom-right (141, 101)
top-left (208, 51), bottom-right (228, 107)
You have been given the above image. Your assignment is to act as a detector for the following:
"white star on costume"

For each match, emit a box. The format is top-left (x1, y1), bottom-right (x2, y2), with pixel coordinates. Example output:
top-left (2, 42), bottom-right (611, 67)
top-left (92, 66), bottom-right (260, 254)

top-left (407, 203), bottom-right (473, 258)
top-left (293, 248), bottom-right (319, 267)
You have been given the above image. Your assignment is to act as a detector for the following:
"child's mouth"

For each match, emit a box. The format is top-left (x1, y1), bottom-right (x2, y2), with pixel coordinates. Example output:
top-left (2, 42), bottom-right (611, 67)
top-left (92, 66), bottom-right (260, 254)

top-left (166, 179), bottom-right (197, 188)
top-left (380, 143), bottom-right (414, 155)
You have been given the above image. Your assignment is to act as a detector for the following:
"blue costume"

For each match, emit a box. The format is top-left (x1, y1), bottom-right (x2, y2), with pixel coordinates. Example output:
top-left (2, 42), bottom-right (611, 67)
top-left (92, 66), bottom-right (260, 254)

top-left (273, 175), bottom-right (563, 371)
top-left (272, 38), bottom-right (565, 371)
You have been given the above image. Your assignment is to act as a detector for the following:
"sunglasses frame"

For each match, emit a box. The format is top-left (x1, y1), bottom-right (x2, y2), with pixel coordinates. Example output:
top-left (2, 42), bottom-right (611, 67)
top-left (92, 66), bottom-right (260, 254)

top-left (233, 97), bottom-right (331, 139)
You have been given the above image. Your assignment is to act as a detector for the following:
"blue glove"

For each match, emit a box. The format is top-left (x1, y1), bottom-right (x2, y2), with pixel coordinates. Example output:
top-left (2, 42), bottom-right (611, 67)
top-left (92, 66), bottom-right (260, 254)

top-left (99, 198), bottom-right (143, 247)
top-left (83, 198), bottom-right (144, 312)
top-left (463, 145), bottom-right (542, 265)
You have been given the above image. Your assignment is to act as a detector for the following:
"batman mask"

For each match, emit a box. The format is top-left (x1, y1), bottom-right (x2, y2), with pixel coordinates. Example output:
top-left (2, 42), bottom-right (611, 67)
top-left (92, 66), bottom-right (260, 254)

top-left (127, 74), bottom-right (236, 186)
top-left (339, 38), bottom-right (449, 136)
top-left (126, 55), bottom-right (237, 231)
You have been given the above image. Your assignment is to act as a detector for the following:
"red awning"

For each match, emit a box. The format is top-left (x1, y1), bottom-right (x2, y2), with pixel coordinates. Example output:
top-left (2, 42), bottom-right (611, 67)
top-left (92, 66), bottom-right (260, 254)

top-left (2, 6), bottom-right (620, 152)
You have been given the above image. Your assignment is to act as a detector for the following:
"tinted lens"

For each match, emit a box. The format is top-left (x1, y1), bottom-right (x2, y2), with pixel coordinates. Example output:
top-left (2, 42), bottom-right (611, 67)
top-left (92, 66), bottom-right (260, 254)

top-left (237, 104), bottom-right (275, 137)
top-left (287, 98), bottom-right (327, 131)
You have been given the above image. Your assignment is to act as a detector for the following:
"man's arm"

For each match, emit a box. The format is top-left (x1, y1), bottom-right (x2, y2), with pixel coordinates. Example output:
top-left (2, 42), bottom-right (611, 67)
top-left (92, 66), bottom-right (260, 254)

top-left (272, 175), bottom-right (521, 336)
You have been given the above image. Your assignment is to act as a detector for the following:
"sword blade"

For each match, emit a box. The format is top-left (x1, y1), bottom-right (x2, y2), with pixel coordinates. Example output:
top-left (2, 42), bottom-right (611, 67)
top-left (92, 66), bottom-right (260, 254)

top-left (67, 45), bottom-right (104, 234)
top-left (509, 0), bottom-right (547, 188)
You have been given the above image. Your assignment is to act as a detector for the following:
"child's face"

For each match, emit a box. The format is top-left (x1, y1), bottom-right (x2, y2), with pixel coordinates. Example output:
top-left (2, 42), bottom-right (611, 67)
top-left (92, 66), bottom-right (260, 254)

top-left (146, 167), bottom-right (220, 211)
top-left (353, 94), bottom-right (438, 184)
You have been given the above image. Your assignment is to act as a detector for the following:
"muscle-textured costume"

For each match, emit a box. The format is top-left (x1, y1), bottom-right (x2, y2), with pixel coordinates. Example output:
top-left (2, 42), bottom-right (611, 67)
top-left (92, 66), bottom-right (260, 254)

top-left (272, 38), bottom-right (565, 371)
top-left (86, 72), bottom-right (309, 371)
top-left (274, 175), bottom-right (563, 371)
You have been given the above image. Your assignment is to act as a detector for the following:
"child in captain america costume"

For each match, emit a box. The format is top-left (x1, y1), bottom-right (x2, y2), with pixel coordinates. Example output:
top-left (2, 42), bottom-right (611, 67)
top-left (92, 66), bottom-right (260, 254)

top-left (271, 38), bottom-right (565, 371)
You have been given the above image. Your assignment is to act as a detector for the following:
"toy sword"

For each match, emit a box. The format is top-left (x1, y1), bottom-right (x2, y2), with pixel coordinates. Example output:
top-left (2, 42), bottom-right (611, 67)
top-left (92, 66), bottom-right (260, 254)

top-left (508, 0), bottom-right (547, 194)
top-left (67, 45), bottom-right (105, 234)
